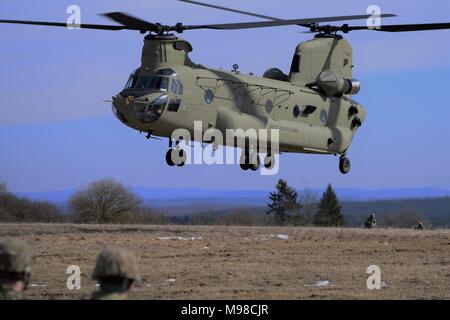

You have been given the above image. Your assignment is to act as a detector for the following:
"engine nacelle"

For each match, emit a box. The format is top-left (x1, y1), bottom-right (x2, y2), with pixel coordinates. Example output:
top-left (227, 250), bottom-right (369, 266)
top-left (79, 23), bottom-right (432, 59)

top-left (263, 68), bottom-right (288, 82)
top-left (314, 70), bottom-right (360, 97)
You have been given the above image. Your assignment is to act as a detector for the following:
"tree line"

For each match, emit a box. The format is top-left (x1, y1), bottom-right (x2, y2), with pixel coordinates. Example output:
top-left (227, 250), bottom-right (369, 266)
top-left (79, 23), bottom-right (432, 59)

top-left (0, 179), bottom-right (430, 228)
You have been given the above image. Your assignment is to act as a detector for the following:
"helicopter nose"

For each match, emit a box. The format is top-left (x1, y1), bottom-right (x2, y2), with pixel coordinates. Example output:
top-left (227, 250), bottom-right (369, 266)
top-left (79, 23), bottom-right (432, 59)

top-left (134, 94), bottom-right (169, 124)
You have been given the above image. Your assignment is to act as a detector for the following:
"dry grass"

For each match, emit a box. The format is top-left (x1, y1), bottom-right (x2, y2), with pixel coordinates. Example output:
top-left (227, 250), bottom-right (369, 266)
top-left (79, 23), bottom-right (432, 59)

top-left (0, 223), bottom-right (449, 300)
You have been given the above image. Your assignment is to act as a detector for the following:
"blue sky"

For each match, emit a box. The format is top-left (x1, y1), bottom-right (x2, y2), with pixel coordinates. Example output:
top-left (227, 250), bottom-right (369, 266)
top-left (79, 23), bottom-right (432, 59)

top-left (0, 0), bottom-right (449, 192)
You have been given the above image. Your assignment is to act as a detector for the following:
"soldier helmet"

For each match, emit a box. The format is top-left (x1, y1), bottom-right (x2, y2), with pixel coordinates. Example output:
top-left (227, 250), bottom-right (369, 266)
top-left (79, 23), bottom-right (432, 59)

top-left (0, 238), bottom-right (34, 275)
top-left (92, 247), bottom-right (138, 281)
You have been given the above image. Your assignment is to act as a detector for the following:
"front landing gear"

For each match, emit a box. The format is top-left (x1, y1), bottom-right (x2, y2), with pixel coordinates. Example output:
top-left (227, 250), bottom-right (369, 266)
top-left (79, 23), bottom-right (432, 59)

top-left (165, 148), bottom-right (186, 167)
top-left (339, 156), bottom-right (351, 174)
top-left (166, 139), bottom-right (187, 167)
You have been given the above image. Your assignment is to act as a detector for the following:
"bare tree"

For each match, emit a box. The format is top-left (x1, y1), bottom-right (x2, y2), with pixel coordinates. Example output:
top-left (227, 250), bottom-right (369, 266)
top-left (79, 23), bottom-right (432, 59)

top-left (299, 188), bottom-right (319, 226)
top-left (0, 182), bottom-right (6, 194)
top-left (69, 179), bottom-right (142, 224)
top-left (132, 207), bottom-right (168, 225)
top-left (379, 209), bottom-right (426, 228)
top-left (0, 191), bottom-right (63, 223)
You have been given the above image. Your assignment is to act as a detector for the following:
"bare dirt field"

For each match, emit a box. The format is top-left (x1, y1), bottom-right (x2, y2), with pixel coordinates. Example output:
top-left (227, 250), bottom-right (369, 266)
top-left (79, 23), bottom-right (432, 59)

top-left (0, 223), bottom-right (448, 299)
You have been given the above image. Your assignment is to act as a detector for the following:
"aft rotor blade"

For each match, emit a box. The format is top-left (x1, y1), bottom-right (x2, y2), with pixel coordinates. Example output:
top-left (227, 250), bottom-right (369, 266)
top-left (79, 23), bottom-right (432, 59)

top-left (101, 12), bottom-right (161, 32)
top-left (178, 0), bottom-right (282, 21)
top-left (183, 14), bottom-right (396, 31)
top-left (0, 19), bottom-right (129, 30)
top-left (346, 22), bottom-right (450, 32)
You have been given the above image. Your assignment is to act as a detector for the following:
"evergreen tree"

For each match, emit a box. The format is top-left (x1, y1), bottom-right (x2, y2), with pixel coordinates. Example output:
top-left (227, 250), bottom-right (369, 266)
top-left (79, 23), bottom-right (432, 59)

top-left (313, 184), bottom-right (345, 226)
top-left (266, 179), bottom-right (302, 225)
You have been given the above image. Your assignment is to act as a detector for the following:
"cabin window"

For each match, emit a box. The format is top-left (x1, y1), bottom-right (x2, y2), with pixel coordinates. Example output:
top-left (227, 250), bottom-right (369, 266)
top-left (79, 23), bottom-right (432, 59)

top-left (303, 105), bottom-right (317, 115)
top-left (171, 79), bottom-right (178, 94)
top-left (265, 100), bottom-right (273, 113)
top-left (177, 80), bottom-right (184, 95)
top-left (236, 94), bottom-right (245, 110)
top-left (168, 99), bottom-right (181, 112)
top-left (290, 54), bottom-right (300, 73)
top-left (204, 89), bottom-right (214, 104)
top-left (320, 109), bottom-right (328, 123)
top-left (293, 105), bottom-right (301, 118)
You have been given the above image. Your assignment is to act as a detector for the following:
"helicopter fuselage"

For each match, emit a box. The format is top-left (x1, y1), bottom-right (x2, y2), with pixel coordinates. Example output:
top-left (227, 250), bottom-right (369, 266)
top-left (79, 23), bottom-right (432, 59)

top-left (112, 35), bottom-right (366, 156)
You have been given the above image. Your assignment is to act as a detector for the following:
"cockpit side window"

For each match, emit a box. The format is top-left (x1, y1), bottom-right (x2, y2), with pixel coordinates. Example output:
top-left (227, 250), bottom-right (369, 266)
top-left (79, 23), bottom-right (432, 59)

top-left (146, 76), bottom-right (169, 91)
top-left (124, 70), bottom-right (139, 89)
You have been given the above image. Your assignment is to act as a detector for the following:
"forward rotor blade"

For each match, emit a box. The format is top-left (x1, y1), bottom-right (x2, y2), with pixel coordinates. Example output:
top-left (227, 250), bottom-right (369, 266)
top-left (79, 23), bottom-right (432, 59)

top-left (346, 22), bottom-right (450, 32)
top-left (178, 0), bottom-right (282, 21)
top-left (183, 14), bottom-right (396, 31)
top-left (101, 12), bottom-right (161, 32)
top-left (0, 19), bottom-right (129, 30)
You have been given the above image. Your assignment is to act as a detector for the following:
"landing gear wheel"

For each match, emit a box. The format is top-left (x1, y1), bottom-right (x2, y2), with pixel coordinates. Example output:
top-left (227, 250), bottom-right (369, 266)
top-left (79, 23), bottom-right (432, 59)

top-left (240, 162), bottom-right (250, 171)
top-left (264, 153), bottom-right (275, 169)
top-left (249, 153), bottom-right (260, 171)
top-left (171, 148), bottom-right (186, 167)
top-left (176, 149), bottom-right (187, 167)
top-left (166, 148), bottom-right (186, 167)
top-left (239, 152), bottom-right (250, 171)
top-left (165, 149), bottom-right (175, 166)
top-left (339, 156), bottom-right (351, 174)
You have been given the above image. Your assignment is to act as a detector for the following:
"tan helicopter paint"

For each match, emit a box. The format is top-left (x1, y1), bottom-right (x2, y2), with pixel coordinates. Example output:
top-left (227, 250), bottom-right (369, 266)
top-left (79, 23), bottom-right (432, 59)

top-left (112, 36), bottom-right (365, 156)
top-left (289, 36), bottom-right (353, 84)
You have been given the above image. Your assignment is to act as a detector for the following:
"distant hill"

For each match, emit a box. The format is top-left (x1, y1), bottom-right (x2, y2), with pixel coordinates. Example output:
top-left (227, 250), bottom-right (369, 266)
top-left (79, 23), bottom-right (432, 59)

top-left (16, 186), bottom-right (450, 204)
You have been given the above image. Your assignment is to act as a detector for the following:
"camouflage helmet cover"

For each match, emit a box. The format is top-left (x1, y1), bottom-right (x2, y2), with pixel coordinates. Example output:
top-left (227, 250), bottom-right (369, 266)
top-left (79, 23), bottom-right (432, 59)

top-left (92, 247), bottom-right (138, 281)
top-left (0, 238), bottom-right (33, 274)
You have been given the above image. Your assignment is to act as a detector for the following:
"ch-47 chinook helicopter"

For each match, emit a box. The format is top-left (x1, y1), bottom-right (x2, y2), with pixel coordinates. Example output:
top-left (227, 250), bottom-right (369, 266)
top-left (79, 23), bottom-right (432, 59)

top-left (1, 1), bottom-right (450, 174)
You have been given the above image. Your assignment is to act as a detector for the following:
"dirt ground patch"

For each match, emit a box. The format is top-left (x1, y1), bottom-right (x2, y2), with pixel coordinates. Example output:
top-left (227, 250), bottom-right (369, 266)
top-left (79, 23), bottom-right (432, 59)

top-left (0, 223), bottom-right (448, 299)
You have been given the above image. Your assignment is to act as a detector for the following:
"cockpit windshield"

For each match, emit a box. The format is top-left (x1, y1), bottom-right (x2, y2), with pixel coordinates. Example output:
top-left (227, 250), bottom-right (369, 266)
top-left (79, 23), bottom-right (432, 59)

top-left (130, 75), bottom-right (169, 91)
top-left (124, 68), bottom-right (178, 92)
top-left (124, 69), bottom-right (139, 89)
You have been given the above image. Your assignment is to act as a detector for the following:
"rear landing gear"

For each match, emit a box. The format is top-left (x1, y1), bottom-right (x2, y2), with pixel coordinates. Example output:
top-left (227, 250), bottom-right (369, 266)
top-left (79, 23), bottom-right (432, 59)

top-left (339, 156), bottom-right (351, 174)
top-left (239, 150), bottom-right (260, 171)
top-left (264, 153), bottom-right (275, 170)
